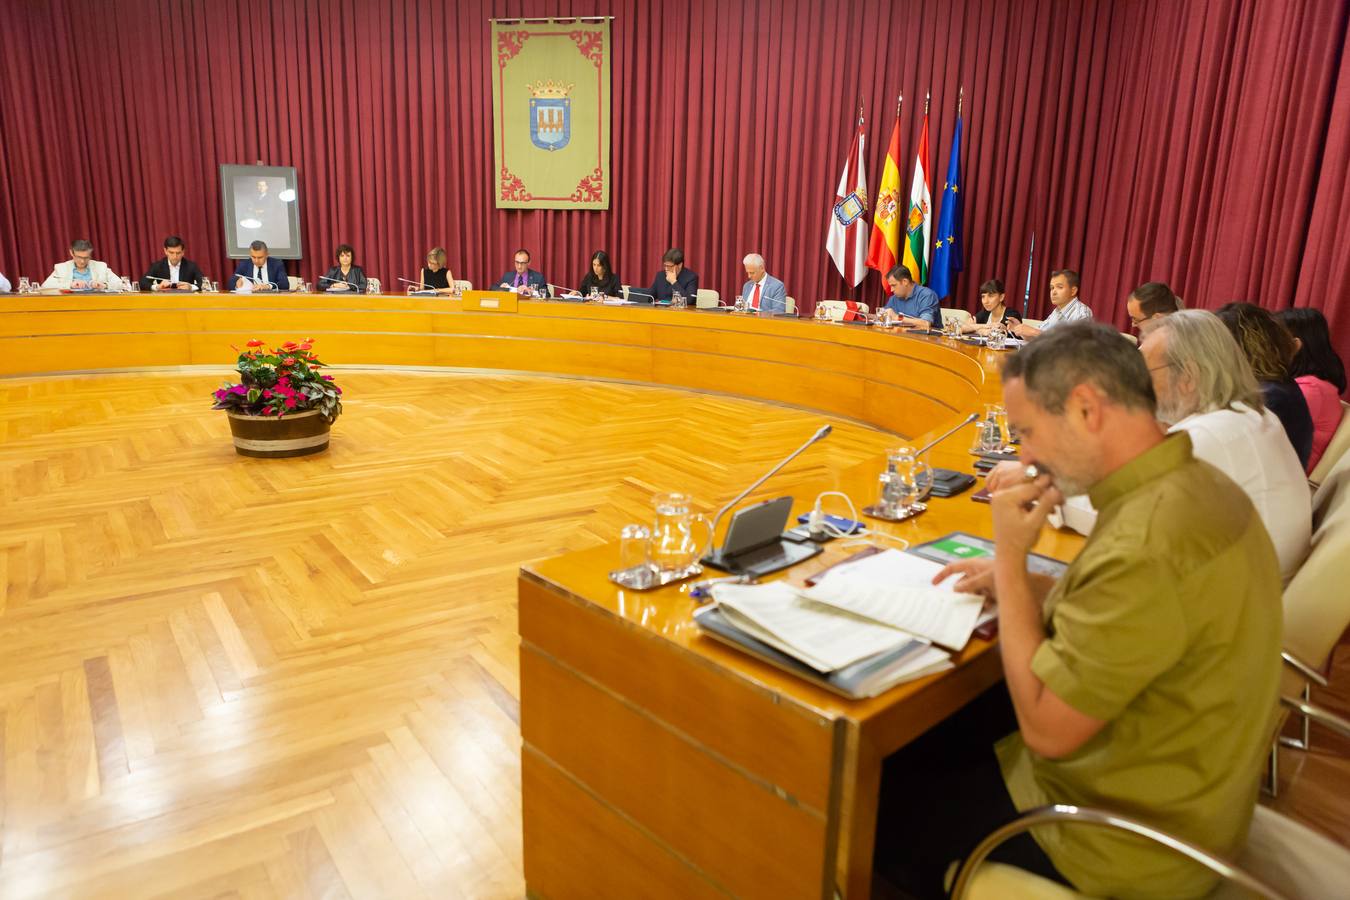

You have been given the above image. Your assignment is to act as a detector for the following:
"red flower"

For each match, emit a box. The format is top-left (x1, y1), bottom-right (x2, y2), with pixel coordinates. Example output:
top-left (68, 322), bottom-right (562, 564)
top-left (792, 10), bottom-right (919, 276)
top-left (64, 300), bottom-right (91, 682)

top-left (263, 406), bottom-right (276, 416)
top-left (299, 342), bottom-right (312, 350)
top-left (284, 396), bottom-right (297, 409)
top-left (284, 357), bottom-right (297, 365)
top-left (247, 339), bottom-right (264, 347)
top-left (262, 389), bottom-right (273, 399)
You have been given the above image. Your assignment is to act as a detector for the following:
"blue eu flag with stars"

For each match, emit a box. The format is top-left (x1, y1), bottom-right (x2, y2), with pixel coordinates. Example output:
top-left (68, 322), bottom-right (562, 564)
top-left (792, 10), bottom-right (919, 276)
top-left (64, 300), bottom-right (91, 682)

top-left (930, 117), bottom-right (964, 300)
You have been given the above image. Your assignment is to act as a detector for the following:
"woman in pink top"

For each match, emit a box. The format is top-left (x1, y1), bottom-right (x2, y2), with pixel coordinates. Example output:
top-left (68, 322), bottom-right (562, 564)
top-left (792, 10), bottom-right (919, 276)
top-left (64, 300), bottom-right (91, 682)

top-left (1277, 308), bottom-right (1346, 471)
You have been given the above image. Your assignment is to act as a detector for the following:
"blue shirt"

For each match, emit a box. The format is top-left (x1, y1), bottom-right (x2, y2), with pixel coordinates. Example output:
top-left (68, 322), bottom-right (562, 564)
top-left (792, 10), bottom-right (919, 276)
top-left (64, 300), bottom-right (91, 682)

top-left (71, 266), bottom-right (94, 288)
top-left (884, 283), bottom-right (941, 328)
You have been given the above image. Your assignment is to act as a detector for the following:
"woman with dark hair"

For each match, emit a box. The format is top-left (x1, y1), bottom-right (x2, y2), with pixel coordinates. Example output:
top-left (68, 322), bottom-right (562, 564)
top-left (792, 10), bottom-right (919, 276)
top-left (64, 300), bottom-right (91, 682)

top-left (320, 243), bottom-right (368, 293)
top-left (960, 278), bottom-right (1009, 333)
top-left (1216, 302), bottom-right (1315, 467)
top-left (418, 247), bottom-right (456, 295)
top-left (1276, 307), bottom-right (1346, 471)
top-left (577, 250), bottom-right (622, 297)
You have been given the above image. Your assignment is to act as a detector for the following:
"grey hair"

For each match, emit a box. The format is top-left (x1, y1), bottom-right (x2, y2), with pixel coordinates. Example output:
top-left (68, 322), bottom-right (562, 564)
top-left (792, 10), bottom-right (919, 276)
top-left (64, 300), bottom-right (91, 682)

top-left (1150, 309), bottom-right (1264, 421)
top-left (742, 253), bottom-right (765, 267)
top-left (1001, 322), bottom-right (1156, 414)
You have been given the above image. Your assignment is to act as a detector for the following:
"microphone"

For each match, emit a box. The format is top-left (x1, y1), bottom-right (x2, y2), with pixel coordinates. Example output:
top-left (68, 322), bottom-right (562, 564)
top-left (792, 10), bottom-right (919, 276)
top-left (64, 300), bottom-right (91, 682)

top-left (707, 424), bottom-right (833, 546)
top-left (318, 274), bottom-right (362, 292)
top-left (914, 413), bottom-right (980, 457)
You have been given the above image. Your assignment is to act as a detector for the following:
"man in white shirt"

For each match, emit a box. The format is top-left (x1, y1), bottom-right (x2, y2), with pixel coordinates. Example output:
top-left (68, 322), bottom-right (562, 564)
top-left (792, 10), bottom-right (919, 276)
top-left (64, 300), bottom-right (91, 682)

top-left (737, 253), bottom-right (786, 313)
top-left (1012, 269), bottom-right (1092, 338)
top-left (1001, 310), bottom-right (1310, 581)
top-left (40, 240), bottom-right (122, 291)
top-left (0, 270), bottom-right (10, 292)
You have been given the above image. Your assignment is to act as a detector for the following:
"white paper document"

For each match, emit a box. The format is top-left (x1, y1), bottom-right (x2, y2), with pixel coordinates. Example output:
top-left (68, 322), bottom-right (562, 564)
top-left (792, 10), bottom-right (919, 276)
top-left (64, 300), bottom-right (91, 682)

top-left (711, 581), bottom-right (914, 672)
top-left (803, 550), bottom-right (986, 650)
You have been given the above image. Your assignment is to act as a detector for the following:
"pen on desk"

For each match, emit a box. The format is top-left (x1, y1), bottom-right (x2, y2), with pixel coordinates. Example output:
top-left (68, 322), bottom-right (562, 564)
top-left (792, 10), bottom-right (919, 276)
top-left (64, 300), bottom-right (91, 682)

top-left (689, 574), bottom-right (756, 601)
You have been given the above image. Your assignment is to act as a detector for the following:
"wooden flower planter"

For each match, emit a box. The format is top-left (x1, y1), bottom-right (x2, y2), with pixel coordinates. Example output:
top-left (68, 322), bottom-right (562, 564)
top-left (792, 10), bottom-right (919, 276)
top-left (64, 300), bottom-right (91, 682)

top-left (226, 409), bottom-right (331, 458)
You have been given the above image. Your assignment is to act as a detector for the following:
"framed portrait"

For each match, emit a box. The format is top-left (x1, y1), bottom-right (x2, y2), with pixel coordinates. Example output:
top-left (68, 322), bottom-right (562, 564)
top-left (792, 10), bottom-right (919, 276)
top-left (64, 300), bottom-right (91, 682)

top-left (220, 164), bottom-right (303, 259)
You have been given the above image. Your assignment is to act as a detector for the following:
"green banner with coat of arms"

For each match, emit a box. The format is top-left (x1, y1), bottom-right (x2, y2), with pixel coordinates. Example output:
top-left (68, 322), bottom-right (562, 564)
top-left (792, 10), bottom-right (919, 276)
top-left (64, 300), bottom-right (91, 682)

top-left (492, 20), bottom-right (611, 209)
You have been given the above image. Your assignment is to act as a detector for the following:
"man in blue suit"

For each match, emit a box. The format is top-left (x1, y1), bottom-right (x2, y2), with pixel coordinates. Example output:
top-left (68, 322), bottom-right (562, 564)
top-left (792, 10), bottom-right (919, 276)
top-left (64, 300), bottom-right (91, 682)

top-left (885, 264), bottom-right (941, 329)
top-left (231, 241), bottom-right (289, 292)
top-left (738, 253), bottom-right (788, 313)
top-left (497, 248), bottom-right (549, 295)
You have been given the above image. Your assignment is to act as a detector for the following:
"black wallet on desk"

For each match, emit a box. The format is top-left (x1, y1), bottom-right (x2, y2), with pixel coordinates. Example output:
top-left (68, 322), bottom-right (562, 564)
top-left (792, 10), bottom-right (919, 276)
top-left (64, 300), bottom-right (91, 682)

top-left (926, 467), bottom-right (977, 498)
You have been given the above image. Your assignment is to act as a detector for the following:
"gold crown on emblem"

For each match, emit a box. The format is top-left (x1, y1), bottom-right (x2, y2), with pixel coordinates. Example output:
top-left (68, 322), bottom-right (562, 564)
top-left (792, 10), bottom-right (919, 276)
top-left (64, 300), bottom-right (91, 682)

top-left (527, 80), bottom-right (575, 98)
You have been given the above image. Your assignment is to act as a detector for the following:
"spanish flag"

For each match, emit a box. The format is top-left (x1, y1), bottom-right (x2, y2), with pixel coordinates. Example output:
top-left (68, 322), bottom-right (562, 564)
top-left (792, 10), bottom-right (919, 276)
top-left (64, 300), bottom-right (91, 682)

top-left (902, 111), bottom-right (932, 284)
top-left (866, 103), bottom-right (903, 289)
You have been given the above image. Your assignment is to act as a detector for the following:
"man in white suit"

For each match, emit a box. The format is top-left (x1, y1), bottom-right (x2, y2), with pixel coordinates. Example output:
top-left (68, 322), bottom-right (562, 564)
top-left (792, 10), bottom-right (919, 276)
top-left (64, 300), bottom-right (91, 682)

top-left (41, 240), bottom-right (122, 291)
top-left (737, 253), bottom-right (787, 313)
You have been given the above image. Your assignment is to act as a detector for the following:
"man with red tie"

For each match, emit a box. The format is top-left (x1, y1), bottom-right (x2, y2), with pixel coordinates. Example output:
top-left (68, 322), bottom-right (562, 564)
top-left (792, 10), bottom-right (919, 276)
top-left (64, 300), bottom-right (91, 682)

top-left (737, 253), bottom-right (787, 313)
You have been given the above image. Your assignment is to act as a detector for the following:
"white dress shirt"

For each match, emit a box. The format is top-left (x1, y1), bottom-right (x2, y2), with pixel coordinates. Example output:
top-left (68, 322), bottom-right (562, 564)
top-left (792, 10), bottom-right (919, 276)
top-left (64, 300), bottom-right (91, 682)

top-left (1054, 402), bottom-right (1311, 582)
top-left (1041, 297), bottom-right (1094, 330)
top-left (0, 271), bottom-right (10, 293)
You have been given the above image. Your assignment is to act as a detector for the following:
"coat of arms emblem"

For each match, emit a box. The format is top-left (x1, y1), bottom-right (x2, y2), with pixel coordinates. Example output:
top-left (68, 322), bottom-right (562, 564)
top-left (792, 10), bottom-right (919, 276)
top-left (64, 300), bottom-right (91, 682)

top-left (528, 80), bottom-right (573, 151)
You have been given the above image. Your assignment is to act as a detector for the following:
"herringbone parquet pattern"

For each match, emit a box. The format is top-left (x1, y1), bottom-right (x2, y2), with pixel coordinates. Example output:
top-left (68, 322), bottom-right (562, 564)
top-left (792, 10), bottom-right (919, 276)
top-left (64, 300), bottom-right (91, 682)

top-left (0, 371), bottom-right (898, 899)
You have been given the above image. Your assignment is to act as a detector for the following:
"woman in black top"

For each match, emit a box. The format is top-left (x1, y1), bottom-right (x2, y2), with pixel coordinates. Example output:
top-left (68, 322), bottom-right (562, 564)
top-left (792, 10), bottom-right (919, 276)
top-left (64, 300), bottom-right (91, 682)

top-left (419, 246), bottom-right (456, 295)
top-left (577, 250), bottom-right (622, 297)
top-left (1216, 302), bottom-right (1315, 467)
top-left (962, 278), bottom-right (1010, 333)
top-left (320, 244), bottom-right (368, 293)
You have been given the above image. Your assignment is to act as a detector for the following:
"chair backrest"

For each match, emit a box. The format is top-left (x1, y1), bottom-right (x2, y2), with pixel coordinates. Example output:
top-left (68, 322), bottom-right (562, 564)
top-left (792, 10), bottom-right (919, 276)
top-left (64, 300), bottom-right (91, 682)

top-left (785, 296), bottom-right (797, 315)
top-left (695, 288), bottom-right (720, 308)
top-left (453, 279), bottom-right (472, 293)
top-left (367, 276), bottom-right (382, 294)
top-left (1022, 317), bottom-right (1045, 329)
top-left (1308, 401), bottom-right (1350, 487)
top-left (940, 307), bottom-right (973, 326)
top-left (1283, 472), bottom-right (1350, 673)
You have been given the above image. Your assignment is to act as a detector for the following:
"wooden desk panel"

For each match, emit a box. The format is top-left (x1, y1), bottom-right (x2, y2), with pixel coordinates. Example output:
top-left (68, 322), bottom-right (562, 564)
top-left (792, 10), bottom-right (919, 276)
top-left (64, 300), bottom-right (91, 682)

top-left (0, 295), bottom-right (998, 444)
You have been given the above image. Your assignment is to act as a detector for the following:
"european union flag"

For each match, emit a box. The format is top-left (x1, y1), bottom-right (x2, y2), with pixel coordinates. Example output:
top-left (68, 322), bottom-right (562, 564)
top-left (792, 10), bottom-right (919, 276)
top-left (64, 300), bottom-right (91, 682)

top-left (930, 117), bottom-right (964, 300)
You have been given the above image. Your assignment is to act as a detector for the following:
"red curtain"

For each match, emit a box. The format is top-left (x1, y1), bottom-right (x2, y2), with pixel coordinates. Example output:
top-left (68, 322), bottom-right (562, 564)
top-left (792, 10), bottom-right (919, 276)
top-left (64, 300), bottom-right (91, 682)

top-left (1, 0), bottom-right (1347, 362)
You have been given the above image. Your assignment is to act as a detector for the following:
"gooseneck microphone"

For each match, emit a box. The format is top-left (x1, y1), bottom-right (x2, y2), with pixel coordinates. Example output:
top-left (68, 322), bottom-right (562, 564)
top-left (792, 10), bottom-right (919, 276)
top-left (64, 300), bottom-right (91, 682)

top-left (708, 424), bottom-right (833, 542)
top-left (914, 413), bottom-right (980, 457)
top-left (318, 274), bottom-right (361, 292)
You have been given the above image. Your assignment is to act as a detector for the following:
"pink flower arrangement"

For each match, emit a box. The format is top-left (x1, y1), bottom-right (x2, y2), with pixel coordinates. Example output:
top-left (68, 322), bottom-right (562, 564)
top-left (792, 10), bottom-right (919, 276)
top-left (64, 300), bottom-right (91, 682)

top-left (211, 338), bottom-right (343, 422)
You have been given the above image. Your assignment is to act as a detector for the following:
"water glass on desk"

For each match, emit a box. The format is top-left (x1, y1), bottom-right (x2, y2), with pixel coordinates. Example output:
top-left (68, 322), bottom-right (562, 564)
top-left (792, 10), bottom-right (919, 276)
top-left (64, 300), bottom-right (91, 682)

top-left (17, 277), bottom-right (30, 293)
top-left (732, 293), bottom-right (747, 314)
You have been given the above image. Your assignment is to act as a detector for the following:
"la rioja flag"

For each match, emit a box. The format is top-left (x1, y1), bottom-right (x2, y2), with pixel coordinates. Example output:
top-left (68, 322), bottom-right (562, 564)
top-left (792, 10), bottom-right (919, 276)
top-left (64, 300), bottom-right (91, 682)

top-left (902, 108), bottom-right (931, 284)
top-left (826, 111), bottom-right (868, 287)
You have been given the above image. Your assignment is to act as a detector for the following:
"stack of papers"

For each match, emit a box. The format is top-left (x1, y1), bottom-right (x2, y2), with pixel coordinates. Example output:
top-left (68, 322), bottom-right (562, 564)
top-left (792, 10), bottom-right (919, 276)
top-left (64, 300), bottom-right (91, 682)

top-left (702, 550), bottom-right (987, 697)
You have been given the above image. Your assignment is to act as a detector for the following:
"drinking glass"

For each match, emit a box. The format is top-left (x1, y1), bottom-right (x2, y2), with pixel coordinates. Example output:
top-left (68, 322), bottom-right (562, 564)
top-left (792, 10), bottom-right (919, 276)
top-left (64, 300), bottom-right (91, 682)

top-left (986, 323), bottom-right (1007, 350)
top-left (879, 446), bottom-right (933, 514)
top-left (18, 276), bottom-right (31, 293)
top-left (649, 492), bottom-right (712, 576)
top-left (733, 294), bottom-right (747, 313)
top-left (977, 403), bottom-right (1011, 453)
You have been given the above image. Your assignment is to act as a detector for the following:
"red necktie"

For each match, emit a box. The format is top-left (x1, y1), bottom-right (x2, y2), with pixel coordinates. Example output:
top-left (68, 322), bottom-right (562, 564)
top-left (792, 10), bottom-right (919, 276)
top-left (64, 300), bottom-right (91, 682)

top-left (751, 283), bottom-right (761, 310)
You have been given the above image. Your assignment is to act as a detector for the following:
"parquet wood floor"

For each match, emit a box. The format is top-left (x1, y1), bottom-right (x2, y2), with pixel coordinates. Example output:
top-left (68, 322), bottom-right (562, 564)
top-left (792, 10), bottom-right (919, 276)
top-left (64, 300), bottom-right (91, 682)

top-left (0, 370), bottom-right (901, 899)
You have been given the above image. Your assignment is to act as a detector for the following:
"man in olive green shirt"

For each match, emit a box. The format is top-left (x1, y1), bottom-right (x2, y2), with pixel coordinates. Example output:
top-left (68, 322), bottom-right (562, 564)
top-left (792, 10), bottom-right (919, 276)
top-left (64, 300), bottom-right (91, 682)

top-left (878, 323), bottom-right (1282, 898)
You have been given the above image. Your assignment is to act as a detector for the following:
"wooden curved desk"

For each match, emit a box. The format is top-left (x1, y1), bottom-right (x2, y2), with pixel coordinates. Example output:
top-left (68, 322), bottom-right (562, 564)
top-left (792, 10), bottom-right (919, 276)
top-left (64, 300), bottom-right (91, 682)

top-left (1, 292), bottom-right (1081, 899)
top-left (1, 292), bottom-right (991, 440)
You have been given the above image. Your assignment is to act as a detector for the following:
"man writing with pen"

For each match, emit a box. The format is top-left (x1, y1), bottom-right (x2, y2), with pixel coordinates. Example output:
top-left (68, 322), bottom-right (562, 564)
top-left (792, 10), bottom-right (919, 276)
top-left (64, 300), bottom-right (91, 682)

top-left (873, 322), bottom-right (1281, 899)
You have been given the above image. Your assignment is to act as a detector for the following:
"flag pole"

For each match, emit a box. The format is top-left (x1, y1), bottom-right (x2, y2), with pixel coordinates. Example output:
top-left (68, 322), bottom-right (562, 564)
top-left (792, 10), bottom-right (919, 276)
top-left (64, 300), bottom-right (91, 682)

top-left (958, 86), bottom-right (964, 117)
top-left (925, 91), bottom-right (930, 115)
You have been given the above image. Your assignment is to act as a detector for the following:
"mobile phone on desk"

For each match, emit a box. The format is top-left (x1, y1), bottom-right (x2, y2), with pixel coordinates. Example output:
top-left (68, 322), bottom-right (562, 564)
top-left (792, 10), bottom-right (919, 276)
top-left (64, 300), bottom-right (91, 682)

top-left (970, 486), bottom-right (993, 504)
top-left (796, 512), bottom-right (865, 534)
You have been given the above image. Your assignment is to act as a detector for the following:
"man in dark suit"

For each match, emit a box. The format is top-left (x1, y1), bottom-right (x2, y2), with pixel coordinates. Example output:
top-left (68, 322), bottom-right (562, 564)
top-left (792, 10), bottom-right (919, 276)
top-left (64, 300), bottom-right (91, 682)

top-left (231, 241), bottom-right (289, 292)
top-left (139, 235), bottom-right (207, 291)
top-left (646, 248), bottom-right (699, 304)
top-left (497, 248), bottom-right (549, 295)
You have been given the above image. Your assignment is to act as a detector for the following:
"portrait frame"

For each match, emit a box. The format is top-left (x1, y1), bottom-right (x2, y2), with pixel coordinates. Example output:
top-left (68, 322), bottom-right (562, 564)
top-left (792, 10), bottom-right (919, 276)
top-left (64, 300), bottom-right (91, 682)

top-left (220, 164), bottom-right (303, 260)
